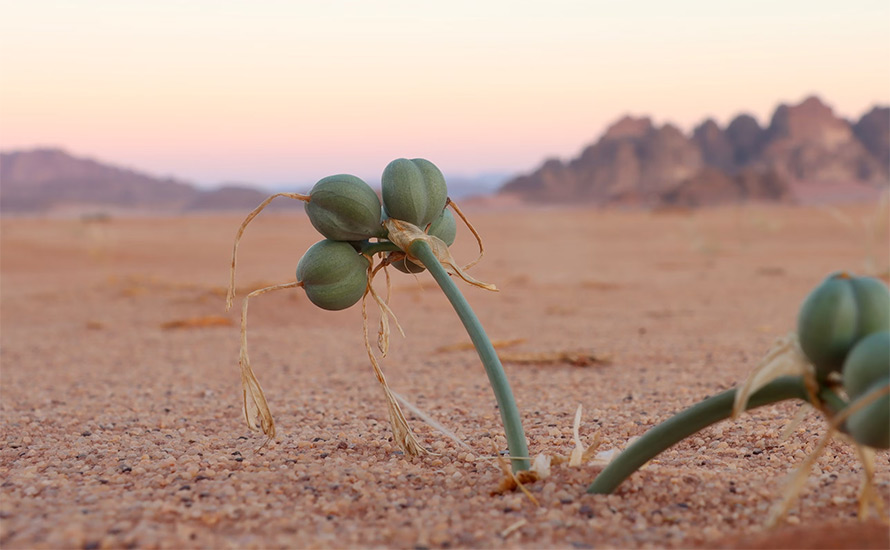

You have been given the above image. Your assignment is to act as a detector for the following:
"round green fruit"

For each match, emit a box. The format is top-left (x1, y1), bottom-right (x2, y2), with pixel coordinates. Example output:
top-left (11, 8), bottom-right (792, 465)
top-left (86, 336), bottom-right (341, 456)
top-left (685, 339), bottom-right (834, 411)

top-left (850, 276), bottom-right (890, 336)
top-left (305, 175), bottom-right (385, 241)
top-left (428, 208), bottom-right (457, 247)
top-left (381, 158), bottom-right (448, 228)
top-left (296, 240), bottom-right (370, 310)
top-left (842, 331), bottom-right (890, 400)
top-left (845, 378), bottom-right (889, 449)
top-left (797, 273), bottom-right (890, 378)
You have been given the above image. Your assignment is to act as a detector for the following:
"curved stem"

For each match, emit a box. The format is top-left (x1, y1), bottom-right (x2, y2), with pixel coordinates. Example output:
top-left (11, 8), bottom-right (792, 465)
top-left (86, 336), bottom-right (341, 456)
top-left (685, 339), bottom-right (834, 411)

top-left (587, 376), bottom-right (843, 494)
top-left (409, 239), bottom-right (530, 472)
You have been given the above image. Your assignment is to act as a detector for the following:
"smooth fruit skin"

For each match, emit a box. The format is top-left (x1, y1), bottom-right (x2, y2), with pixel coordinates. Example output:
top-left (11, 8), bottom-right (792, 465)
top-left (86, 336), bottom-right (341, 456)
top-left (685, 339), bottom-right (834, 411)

top-left (390, 209), bottom-right (457, 274)
top-left (846, 378), bottom-right (889, 449)
top-left (842, 331), bottom-right (890, 400)
top-left (850, 277), bottom-right (890, 338)
top-left (798, 274), bottom-right (859, 377)
top-left (305, 175), bottom-right (385, 241)
top-left (381, 158), bottom-right (448, 228)
top-left (797, 274), bottom-right (889, 378)
top-left (296, 240), bottom-right (370, 311)
top-left (428, 208), bottom-right (457, 247)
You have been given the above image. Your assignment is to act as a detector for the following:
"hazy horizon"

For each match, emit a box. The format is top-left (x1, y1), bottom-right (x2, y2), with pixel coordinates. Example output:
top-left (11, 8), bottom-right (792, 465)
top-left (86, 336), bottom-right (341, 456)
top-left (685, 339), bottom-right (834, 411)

top-left (2, 1), bottom-right (888, 188)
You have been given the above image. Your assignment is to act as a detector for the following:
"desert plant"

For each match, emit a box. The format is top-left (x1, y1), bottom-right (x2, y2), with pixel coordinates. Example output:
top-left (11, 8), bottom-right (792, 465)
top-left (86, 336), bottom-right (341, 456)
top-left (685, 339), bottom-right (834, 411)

top-left (587, 272), bottom-right (889, 523)
top-left (226, 158), bottom-right (530, 472)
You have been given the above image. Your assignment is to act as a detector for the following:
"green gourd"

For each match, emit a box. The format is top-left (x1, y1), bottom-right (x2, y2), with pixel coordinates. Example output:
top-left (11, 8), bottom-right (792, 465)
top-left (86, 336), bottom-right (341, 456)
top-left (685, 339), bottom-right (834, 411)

top-left (797, 273), bottom-right (890, 378)
top-left (296, 240), bottom-right (370, 310)
top-left (841, 331), bottom-right (889, 449)
top-left (381, 158), bottom-right (448, 228)
top-left (305, 175), bottom-right (386, 241)
top-left (842, 331), bottom-right (890, 400)
top-left (845, 379), bottom-right (889, 449)
top-left (390, 209), bottom-right (457, 274)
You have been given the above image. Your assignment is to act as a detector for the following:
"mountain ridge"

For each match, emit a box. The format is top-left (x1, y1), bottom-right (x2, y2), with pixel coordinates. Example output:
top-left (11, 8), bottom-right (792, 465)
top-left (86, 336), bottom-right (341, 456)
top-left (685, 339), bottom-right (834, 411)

top-left (500, 95), bottom-right (889, 207)
top-left (2, 96), bottom-right (887, 213)
top-left (0, 148), bottom-right (299, 213)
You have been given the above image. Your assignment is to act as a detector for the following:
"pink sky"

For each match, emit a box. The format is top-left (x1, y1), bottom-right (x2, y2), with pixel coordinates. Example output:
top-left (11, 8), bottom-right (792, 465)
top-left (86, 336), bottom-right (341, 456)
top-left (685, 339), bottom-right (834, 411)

top-left (1, 1), bottom-right (888, 187)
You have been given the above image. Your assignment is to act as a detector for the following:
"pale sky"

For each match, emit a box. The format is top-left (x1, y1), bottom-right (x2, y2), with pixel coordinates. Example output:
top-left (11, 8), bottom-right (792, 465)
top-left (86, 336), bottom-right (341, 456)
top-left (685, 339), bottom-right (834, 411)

top-left (1, 0), bottom-right (888, 187)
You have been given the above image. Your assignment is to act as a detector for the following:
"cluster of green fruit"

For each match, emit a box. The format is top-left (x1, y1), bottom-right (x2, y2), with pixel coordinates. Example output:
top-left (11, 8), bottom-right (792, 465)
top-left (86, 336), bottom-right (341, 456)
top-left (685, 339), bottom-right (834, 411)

top-left (229, 156), bottom-right (520, 460)
top-left (296, 158), bottom-right (457, 310)
top-left (589, 271), bottom-right (890, 500)
top-left (797, 273), bottom-right (890, 449)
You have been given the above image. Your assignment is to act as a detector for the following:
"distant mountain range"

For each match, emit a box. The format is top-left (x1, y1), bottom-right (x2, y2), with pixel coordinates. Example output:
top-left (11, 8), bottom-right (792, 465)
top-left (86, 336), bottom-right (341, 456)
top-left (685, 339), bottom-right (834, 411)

top-left (0, 149), bottom-right (292, 213)
top-left (1, 95), bottom-right (887, 214)
top-left (501, 96), bottom-right (889, 206)
top-left (0, 149), bottom-right (507, 214)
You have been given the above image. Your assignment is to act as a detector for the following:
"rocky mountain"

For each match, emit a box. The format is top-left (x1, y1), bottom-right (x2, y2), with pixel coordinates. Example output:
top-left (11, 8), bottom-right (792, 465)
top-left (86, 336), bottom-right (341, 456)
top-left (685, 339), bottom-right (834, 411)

top-left (0, 149), bottom-right (290, 213)
top-left (501, 96), bottom-right (889, 206)
top-left (853, 106), bottom-right (890, 170)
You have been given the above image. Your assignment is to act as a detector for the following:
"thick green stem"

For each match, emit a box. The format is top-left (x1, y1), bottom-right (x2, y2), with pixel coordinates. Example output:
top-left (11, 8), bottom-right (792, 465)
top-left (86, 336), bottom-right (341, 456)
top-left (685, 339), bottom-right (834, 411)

top-left (587, 376), bottom-right (843, 494)
top-left (409, 240), bottom-right (531, 472)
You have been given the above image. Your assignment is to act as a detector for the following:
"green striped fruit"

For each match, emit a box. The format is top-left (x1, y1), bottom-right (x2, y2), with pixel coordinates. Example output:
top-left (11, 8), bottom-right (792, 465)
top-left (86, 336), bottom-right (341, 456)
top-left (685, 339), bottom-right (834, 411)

top-left (428, 207), bottom-right (457, 246)
top-left (296, 240), bottom-right (370, 310)
top-left (305, 175), bottom-right (385, 241)
top-left (841, 331), bottom-right (889, 449)
top-left (797, 273), bottom-right (890, 378)
top-left (845, 378), bottom-right (889, 449)
top-left (381, 158), bottom-right (448, 228)
top-left (390, 209), bottom-right (457, 274)
top-left (842, 331), bottom-right (890, 400)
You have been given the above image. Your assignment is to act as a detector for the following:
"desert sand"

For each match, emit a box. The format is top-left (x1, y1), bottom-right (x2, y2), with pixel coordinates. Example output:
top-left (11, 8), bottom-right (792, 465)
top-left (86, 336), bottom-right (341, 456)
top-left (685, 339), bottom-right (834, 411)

top-left (1, 202), bottom-right (888, 549)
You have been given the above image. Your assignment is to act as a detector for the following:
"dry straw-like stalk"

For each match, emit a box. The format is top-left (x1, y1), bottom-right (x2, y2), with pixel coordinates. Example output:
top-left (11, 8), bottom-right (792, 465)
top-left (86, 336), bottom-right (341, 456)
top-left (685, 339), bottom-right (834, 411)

top-left (361, 279), bottom-right (428, 456)
top-left (237, 281), bottom-right (300, 440)
top-left (766, 382), bottom-right (890, 527)
top-left (226, 192), bottom-right (309, 311)
top-left (446, 198), bottom-right (485, 270)
top-left (732, 333), bottom-right (810, 419)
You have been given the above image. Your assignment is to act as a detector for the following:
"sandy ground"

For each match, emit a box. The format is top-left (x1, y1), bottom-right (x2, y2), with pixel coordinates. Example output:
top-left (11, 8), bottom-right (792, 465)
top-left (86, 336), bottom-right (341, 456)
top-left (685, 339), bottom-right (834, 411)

top-left (1, 202), bottom-right (888, 549)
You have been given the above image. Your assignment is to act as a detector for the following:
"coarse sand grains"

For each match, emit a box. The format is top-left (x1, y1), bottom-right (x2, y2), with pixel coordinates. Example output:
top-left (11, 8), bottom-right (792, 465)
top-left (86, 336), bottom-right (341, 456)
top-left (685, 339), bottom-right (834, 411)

top-left (1, 203), bottom-right (888, 548)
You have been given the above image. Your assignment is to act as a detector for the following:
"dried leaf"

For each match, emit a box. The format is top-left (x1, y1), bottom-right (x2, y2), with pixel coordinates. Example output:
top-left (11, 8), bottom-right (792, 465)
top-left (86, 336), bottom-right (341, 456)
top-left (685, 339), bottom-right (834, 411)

top-left (490, 444), bottom-right (539, 505)
top-left (361, 289), bottom-right (428, 456)
top-left (529, 454), bottom-right (552, 479)
top-left (384, 218), bottom-right (497, 292)
top-left (436, 338), bottom-right (525, 353)
top-left (498, 350), bottom-right (609, 367)
top-left (446, 198), bottom-right (485, 270)
top-left (500, 519), bottom-right (527, 538)
top-left (733, 333), bottom-right (809, 419)
top-left (236, 281), bottom-right (299, 440)
top-left (161, 315), bottom-right (233, 329)
top-left (390, 389), bottom-right (471, 450)
top-left (570, 404), bottom-right (584, 467)
top-left (226, 192), bottom-right (309, 311)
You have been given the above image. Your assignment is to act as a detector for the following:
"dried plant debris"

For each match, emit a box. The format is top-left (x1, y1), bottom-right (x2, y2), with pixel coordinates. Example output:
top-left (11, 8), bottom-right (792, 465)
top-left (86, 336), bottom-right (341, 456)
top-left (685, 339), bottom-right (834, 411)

top-left (732, 333), bottom-right (811, 419)
top-left (767, 383), bottom-right (890, 527)
top-left (384, 218), bottom-right (497, 292)
top-left (499, 519), bottom-right (528, 539)
top-left (491, 404), bottom-right (601, 501)
top-left (498, 349), bottom-right (610, 367)
top-left (237, 282), bottom-right (300, 440)
top-left (160, 315), bottom-right (233, 330)
top-left (361, 275), bottom-right (429, 456)
top-left (436, 338), bottom-right (526, 353)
